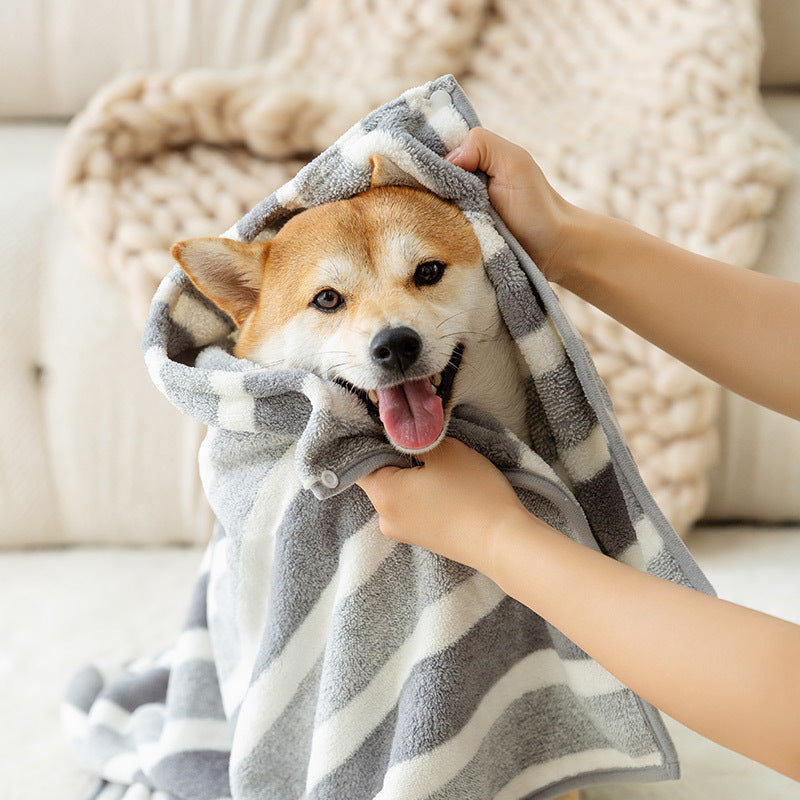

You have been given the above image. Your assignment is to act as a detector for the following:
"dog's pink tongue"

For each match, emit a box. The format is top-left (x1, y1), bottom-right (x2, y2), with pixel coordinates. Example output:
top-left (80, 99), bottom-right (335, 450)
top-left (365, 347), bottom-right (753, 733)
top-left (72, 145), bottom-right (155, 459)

top-left (376, 378), bottom-right (444, 451)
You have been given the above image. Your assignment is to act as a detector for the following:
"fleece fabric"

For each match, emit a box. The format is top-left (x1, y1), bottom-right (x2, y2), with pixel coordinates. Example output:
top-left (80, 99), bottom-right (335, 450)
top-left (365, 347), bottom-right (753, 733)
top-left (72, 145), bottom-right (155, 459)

top-left (63, 75), bottom-right (714, 800)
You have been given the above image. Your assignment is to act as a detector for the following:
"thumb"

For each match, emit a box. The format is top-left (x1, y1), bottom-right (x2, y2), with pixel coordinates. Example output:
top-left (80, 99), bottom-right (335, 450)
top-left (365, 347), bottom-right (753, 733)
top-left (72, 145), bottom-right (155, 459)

top-left (445, 128), bottom-right (505, 177)
top-left (445, 134), bottom-right (482, 173)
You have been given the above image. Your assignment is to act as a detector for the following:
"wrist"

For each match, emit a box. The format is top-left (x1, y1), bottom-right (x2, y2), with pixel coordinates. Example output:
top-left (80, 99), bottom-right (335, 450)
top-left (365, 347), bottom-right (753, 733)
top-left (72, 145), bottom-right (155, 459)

top-left (484, 505), bottom-right (579, 615)
top-left (483, 504), bottom-right (541, 589)
top-left (537, 202), bottom-right (598, 288)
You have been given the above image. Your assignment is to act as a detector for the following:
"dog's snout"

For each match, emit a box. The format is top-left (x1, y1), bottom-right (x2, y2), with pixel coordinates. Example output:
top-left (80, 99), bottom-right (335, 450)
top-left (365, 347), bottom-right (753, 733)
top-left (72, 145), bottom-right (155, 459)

top-left (370, 327), bottom-right (422, 373)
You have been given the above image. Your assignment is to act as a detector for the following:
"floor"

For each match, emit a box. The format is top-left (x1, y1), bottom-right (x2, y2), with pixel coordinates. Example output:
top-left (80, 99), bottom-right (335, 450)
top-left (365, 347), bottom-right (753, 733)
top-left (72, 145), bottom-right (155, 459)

top-left (2, 524), bottom-right (798, 799)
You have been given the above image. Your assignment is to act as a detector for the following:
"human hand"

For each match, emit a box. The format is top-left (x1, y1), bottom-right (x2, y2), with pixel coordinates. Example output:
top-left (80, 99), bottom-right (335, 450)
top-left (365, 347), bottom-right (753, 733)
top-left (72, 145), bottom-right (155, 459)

top-left (356, 437), bottom-right (527, 576)
top-left (445, 128), bottom-right (578, 284)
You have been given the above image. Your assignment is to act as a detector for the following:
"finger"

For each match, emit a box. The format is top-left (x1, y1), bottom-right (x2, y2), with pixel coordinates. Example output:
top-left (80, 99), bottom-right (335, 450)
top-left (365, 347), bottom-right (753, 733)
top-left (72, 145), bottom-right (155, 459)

top-left (445, 143), bottom-right (476, 171)
top-left (445, 129), bottom-right (508, 175)
top-left (355, 465), bottom-right (402, 497)
top-left (445, 129), bottom-right (485, 172)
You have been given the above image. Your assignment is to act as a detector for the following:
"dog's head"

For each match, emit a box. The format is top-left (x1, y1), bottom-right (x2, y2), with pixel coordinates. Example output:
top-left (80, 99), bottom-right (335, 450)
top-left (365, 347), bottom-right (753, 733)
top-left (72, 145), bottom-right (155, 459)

top-left (172, 157), bottom-right (509, 454)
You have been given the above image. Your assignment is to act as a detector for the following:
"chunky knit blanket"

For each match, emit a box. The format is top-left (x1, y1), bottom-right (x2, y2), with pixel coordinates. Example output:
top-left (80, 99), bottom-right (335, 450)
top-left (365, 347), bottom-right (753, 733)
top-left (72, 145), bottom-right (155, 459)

top-left (55, 0), bottom-right (791, 535)
top-left (63, 76), bottom-right (714, 800)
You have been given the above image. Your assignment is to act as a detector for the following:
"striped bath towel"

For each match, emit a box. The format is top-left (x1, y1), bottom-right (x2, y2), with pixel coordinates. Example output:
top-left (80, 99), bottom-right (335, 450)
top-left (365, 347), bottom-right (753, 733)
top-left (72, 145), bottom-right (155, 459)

top-left (63, 75), bottom-right (714, 800)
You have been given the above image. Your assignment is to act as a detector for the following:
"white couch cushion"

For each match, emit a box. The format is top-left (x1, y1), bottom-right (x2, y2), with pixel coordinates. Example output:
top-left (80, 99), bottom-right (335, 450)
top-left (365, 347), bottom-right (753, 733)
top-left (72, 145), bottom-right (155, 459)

top-left (0, 124), bottom-right (64, 544)
top-left (704, 94), bottom-right (800, 522)
top-left (40, 217), bottom-right (214, 545)
top-left (3, 0), bottom-right (792, 120)
top-left (0, 123), bottom-right (213, 547)
top-left (0, 0), bottom-right (306, 118)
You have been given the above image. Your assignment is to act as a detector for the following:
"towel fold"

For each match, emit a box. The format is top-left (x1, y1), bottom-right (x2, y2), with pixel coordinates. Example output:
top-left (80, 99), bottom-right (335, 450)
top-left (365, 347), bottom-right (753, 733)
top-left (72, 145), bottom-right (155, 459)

top-left (63, 76), bottom-right (713, 800)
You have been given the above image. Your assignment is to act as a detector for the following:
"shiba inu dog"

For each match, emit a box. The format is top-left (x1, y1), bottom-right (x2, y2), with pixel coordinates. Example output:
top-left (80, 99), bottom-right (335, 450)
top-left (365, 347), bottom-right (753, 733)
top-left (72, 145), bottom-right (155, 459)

top-left (171, 156), bottom-right (529, 455)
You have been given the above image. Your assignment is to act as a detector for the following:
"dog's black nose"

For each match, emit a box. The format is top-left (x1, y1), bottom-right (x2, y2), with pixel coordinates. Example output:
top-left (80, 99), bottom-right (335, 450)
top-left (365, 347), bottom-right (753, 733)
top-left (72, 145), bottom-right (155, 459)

top-left (370, 327), bottom-right (422, 373)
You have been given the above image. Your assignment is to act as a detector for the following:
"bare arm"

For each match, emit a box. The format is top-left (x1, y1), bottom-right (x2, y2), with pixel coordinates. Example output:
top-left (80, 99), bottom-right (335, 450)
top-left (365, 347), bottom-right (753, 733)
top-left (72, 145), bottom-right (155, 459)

top-left (357, 440), bottom-right (800, 780)
top-left (446, 129), bottom-right (800, 420)
top-left (498, 500), bottom-right (800, 781)
top-left (356, 130), bottom-right (800, 778)
top-left (557, 211), bottom-right (800, 419)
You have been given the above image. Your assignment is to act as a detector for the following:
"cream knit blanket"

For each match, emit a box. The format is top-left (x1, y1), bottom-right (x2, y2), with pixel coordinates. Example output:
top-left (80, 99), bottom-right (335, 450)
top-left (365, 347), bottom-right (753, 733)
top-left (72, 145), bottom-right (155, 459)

top-left (56, 0), bottom-right (791, 534)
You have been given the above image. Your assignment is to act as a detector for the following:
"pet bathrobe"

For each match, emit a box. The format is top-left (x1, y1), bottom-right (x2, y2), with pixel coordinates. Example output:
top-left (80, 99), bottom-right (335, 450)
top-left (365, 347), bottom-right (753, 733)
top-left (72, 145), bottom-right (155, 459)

top-left (63, 76), bottom-right (714, 800)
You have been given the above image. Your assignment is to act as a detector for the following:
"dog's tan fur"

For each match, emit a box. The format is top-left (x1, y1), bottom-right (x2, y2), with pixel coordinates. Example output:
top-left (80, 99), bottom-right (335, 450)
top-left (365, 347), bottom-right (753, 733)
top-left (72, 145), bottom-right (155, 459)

top-left (172, 157), bottom-right (529, 454)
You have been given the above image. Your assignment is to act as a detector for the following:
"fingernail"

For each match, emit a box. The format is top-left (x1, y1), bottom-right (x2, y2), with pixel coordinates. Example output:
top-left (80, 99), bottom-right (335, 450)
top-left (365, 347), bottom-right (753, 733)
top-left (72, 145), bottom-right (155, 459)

top-left (445, 145), bottom-right (463, 164)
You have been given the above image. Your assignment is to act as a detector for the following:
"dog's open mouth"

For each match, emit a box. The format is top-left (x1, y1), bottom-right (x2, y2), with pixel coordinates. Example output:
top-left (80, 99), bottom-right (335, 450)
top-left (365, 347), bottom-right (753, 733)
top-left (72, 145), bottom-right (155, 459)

top-left (341, 343), bottom-right (464, 453)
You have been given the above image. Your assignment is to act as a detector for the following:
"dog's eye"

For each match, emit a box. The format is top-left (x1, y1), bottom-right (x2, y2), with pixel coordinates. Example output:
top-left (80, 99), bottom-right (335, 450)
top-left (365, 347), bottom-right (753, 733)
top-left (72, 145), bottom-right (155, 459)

top-left (414, 260), bottom-right (446, 287)
top-left (311, 289), bottom-right (344, 312)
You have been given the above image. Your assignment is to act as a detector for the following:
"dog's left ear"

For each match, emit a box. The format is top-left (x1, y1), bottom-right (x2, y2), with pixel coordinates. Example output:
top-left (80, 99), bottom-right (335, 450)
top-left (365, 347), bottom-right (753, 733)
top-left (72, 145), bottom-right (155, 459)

top-left (171, 237), bottom-right (269, 326)
top-left (369, 154), bottom-right (427, 191)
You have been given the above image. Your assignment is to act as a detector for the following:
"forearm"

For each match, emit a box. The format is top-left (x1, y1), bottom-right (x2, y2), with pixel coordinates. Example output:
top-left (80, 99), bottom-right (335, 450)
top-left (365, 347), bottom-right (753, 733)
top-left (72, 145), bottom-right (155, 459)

top-left (551, 207), bottom-right (800, 420)
top-left (488, 509), bottom-right (800, 780)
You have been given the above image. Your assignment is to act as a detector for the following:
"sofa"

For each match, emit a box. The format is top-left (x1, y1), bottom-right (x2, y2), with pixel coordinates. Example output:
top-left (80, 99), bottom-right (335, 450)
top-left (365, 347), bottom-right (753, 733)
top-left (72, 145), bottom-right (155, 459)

top-left (2, 2), bottom-right (799, 798)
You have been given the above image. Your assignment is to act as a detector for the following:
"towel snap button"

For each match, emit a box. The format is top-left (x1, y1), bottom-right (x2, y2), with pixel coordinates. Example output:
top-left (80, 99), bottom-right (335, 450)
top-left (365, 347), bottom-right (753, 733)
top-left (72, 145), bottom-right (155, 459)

top-left (429, 89), bottom-right (452, 110)
top-left (320, 469), bottom-right (339, 489)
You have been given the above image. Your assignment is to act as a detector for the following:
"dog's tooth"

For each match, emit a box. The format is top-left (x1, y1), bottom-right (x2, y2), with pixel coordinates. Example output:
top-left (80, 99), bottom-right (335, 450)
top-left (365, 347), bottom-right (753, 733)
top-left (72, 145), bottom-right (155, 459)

top-left (431, 373), bottom-right (442, 387)
top-left (367, 390), bottom-right (379, 406)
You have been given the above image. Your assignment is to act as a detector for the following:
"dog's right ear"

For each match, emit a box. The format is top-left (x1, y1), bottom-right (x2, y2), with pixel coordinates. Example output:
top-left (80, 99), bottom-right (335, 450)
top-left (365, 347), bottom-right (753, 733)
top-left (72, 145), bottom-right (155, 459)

top-left (370, 154), bottom-right (427, 191)
top-left (171, 238), bottom-right (270, 326)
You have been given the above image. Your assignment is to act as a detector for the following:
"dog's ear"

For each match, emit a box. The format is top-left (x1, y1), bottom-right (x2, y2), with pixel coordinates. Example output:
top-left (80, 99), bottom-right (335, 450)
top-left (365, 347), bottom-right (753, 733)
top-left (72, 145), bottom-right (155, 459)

top-left (369, 154), bottom-right (427, 191)
top-left (171, 237), bottom-right (270, 326)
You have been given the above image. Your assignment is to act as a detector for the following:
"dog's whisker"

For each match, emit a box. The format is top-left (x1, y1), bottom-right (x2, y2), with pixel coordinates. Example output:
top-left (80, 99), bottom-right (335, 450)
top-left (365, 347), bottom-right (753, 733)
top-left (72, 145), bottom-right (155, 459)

top-left (473, 335), bottom-right (508, 346)
top-left (411, 306), bottom-right (426, 326)
top-left (434, 311), bottom-right (471, 331)
top-left (436, 329), bottom-right (506, 346)
top-left (435, 321), bottom-right (500, 336)
top-left (324, 363), bottom-right (350, 379)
